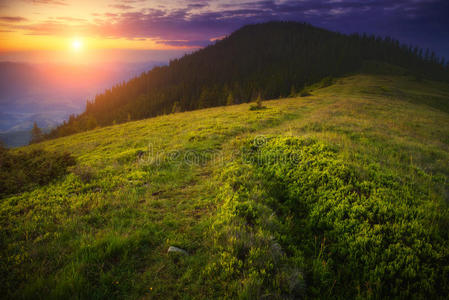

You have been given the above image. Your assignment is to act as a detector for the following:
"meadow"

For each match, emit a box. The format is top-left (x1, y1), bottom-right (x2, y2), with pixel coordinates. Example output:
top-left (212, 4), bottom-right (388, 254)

top-left (1, 73), bottom-right (449, 299)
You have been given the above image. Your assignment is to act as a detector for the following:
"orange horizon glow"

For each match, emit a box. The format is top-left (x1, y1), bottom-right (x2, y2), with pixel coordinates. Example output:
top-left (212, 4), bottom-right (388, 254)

top-left (0, 32), bottom-right (194, 52)
top-left (0, 32), bottom-right (196, 64)
top-left (0, 0), bottom-right (204, 63)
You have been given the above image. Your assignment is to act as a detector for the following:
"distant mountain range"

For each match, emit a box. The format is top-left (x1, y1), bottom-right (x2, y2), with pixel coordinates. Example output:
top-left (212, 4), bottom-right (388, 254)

top-left (0, 61), bottom-right (165, 147)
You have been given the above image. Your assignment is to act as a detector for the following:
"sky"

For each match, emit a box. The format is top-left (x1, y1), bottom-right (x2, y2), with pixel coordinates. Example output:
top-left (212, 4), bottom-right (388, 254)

top-left (0, 0), bottom-right (448, 64)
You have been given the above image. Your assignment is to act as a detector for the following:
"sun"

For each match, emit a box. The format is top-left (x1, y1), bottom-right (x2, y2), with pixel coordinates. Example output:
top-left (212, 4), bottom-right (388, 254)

top-left (71, 39), bottom-right (83, 51)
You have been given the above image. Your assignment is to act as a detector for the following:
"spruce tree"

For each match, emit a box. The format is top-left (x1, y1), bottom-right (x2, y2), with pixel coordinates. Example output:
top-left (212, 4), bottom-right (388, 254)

top-left (226, 93), bottom-right (234, 106)
top-left (171, 101), bottom-right (181, 113)
top-left (289, 85), bottom-right (296, 97)
top-left (30, 122), bottom-right (43, 144)
top-left (256, 93), bottom-right (263, 109)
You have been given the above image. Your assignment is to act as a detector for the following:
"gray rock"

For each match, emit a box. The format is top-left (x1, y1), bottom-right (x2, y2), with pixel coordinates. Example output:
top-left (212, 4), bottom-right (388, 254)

top-left (167, 246), bottom-right (188, 255)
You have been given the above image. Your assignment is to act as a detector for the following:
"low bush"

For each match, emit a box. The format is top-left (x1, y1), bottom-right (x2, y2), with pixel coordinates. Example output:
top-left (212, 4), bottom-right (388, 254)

top-left (249, 104), bottom-right (267, 111)
top-left (249, 94), bottom-right (267, 111)
top-left (206, 136), bottom-right (449, 298)
top-left (320, 76), bottom-right (334, 88)
top-left (0, 145), bottom-right (76, 197)
top-left (71, 165), bottom-right (95, 183)
top-left (299, 90), bottom-right (312, 97)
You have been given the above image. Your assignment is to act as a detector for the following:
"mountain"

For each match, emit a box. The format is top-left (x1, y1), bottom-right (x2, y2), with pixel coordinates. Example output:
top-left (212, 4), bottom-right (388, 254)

top-left (0, 61), bottom-right (165, 147)
top-left (1, 73), bottom-right (449, 298)
top-left (45, 21), bottom-right (449, 140)
top-left (0, 112), bottom-right (69, 147)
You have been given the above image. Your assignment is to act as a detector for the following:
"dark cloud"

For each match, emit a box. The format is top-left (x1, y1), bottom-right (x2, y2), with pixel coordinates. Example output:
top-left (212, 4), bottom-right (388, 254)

top-left (187, 3), bottom-right (209, 10)
top-left (109, 4), bottom-right (134, 10)
top-left (0, 16), bottom-right (28, 22)
top-left (156, 39), bottom-right (212, 47)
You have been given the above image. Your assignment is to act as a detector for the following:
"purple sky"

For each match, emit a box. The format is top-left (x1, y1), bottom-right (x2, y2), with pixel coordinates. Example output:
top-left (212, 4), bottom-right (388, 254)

top-left (0, 0), bottom-right (448, 62)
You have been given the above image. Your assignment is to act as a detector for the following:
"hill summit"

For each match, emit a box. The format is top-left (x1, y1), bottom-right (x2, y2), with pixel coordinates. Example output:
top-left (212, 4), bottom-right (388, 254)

top-left (44, 21), bottom-right (449, 140)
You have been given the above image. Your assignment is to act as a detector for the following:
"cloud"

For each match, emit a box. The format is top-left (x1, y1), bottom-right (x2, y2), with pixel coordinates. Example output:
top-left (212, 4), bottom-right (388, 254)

top-left (55, 16), bottom-right (86, 22)
top-left (210, 35), bottom-right (226, 42)
top-left (121, 0), bottom-right (146, 3)
top-left (109, 4), bottom-right (134, 10)
top-left (3, 0), bottom-right (448, 54)
top-left (0, 16), bottom-right (28, 22)
top-left (23, 0), bottom-right (67, 5)
top-left (156, 39), bottom-right (211, 47)
top-left (17, 21), bottom-right (71, 36)
top-left (187, 3), bottom-right (209, 10)
top-left (328, 7), bottom-right (351, 16)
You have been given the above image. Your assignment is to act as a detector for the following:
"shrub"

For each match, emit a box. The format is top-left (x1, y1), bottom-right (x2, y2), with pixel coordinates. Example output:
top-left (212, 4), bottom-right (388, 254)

top-left (320, 76), bottom-right (334, 88)
top-left (299, 90), bottom-right (312, 97)
top-left (249, 104), bottom-right (267, 111)
top-left (204, 159), bottom-right (305, 298)
top-left (206, 136), bottom-right (449, 298)
top-left (249, 93), bottom-right (267, 111)
top-left (0, 145), bottom-right (76, 197)
top-left (71, 165), bottom-right (95, 183)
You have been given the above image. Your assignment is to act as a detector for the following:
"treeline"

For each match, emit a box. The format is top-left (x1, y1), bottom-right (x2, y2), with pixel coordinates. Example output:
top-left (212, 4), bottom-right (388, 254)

top-left (44, 21), bottom-right (449, 140)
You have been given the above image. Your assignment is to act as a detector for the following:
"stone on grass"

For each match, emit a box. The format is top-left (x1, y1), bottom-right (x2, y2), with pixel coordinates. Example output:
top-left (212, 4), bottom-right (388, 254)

top-left (167, 246), bottom-right (188, 255)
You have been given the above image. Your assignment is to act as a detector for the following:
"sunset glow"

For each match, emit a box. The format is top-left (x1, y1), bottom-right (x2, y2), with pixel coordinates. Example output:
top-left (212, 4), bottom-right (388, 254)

top-left (0, 0), bottom-right (447, 65)
top-left (71, 39), bottom-right (83, 51)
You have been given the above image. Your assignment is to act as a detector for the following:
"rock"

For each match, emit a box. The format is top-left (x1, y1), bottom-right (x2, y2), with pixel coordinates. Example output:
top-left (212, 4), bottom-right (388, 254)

top-left (167, 246), bottom-right (188, 255)
top-left (136, 150), bottom-right (145, 158)
top-left (152, 190), bottom-right (163, 196)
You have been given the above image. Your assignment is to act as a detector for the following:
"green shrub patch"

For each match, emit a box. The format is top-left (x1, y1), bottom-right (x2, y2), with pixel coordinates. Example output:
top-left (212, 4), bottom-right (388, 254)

top-left (206, 136), bottom-right (449, 298)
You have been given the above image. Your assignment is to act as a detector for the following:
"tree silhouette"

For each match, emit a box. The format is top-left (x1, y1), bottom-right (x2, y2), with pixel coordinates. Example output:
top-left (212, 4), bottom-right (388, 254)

top-left (226, 93), bottom-right (234, 106)
top-left (256, 93), bottom-right (263, 109)
top-left (30, 122), bottom-right (43, 144)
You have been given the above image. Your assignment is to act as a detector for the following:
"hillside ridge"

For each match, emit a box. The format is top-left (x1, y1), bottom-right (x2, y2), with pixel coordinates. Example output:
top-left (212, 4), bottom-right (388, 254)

top-left (2, 74), bottom-right (449, 298)
top-left (42, 21), bottom-right (449, 141)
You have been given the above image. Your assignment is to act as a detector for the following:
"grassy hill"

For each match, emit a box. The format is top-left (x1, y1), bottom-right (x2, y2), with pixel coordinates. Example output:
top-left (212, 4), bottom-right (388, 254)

top-left (45, 22), bottom-right (449, 140)
top-left (1, 73), bottom-right (449, 298)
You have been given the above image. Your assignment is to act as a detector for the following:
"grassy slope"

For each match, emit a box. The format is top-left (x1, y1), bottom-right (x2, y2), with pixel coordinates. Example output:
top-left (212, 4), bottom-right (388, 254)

top-left (1, 74), bottom-right (449, 299)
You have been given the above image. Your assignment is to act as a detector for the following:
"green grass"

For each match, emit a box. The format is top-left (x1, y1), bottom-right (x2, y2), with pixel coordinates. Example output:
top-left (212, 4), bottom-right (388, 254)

top-left (1, 74), bottom-right (449, 299)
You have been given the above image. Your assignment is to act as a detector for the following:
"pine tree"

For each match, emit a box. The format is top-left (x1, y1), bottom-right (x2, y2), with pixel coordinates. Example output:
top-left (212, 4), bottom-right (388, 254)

top-left (171, 101), bottom-right (181, 113)
top-left (0, 140), bottom-right (6, 153)
top-left (256, 93), bottom-right (263, 109)
top-left (30, 122), bottom-right (43, 144)
top-left (289, 85), bottom-right (296, 97)
top-left (86, 116), bottom-right (97, 130)
top-left (226, 93), bottom-right (234, 106)
top-left (198, 88), bottom-right (209, 109)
